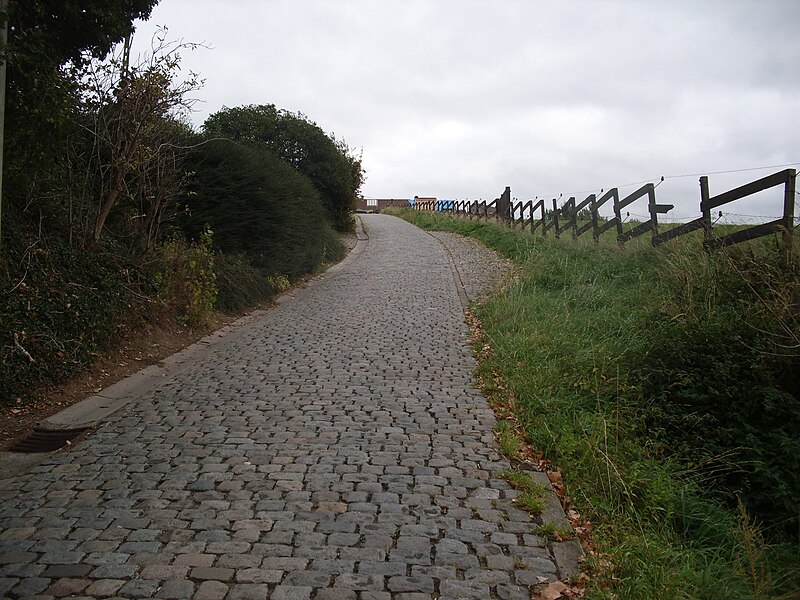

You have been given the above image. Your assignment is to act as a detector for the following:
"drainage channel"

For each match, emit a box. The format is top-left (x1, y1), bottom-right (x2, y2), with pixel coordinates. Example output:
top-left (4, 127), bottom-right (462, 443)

top-left (7, 427), bottom-right (93, 453)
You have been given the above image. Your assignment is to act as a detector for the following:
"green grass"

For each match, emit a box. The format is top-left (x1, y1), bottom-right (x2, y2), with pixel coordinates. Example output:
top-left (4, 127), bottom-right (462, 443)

top-left (534, 522), bottom-right (575, 542)
top-left (499, 468), bottom-right (548, 514)
top-left (398, 208), bottom-right (800, 600)
top-left (495, 419), bottom-right (522, 459)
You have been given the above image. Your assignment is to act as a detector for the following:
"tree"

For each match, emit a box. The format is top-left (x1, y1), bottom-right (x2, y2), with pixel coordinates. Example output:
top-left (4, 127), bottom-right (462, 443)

top-left (3, 0), bottom-right (161, 242)
top-left (203, 104), bottom-right (363, 231)
top-left (7, 0), bottom-right (158, 65)
top-left (77, 31), bottom-right (202, 245)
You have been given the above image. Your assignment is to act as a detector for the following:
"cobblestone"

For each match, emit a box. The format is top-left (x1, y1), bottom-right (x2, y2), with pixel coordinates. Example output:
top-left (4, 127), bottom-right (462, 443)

top-left (0, 215), bottom-right (570, 598)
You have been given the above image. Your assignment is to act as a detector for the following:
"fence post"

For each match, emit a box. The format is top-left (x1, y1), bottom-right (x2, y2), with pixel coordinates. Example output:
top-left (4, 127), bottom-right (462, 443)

top-left (521, 200), bottom-right (530, 232)
top-left (613, 197), bottom-right (624, 247)
top-left (552, 199), bottom-right (560, 239)
top-left (699, 176), bottom-right (713, 246)
top-left (495, 187), bottom-right (511, 223)
top-left (784, 171), bottom-right (796, 264)
top-left (568, 197), bottom-right (577, 236)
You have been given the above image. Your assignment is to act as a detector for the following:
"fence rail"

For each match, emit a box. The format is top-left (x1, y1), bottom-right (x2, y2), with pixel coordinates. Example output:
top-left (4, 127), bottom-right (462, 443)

top-left (413, 169), bottom-right (797, 253)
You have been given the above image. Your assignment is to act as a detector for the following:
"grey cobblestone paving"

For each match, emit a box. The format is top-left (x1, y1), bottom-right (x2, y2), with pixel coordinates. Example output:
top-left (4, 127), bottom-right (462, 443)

top-left (0, 215), bottom-right (566, 599)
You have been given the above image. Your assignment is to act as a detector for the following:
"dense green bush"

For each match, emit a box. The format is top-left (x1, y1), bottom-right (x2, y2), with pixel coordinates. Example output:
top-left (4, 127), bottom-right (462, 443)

top-left (213, 252), bottom-right (275, 312)
top-left (1, 233), bottom-right (142, 402)
top-left (203, 104), bottom-right (363, 231)
top-left (1, 224), bottom-right (228, 402)
top-left (634, 247), bottom-right (800, 534)
top-left (181, 139), bottom-right (342, 281)
top-left (1, 4), bottom-right (357, 406)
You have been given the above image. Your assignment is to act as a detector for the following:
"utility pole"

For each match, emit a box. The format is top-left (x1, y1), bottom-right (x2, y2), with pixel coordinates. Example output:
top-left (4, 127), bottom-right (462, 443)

top-left (0, 0), bottom-right (7, 258)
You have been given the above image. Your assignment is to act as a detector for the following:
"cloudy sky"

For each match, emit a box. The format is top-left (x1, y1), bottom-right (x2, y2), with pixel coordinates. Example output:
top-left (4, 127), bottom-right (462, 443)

top-left (132, 0), bottom-right (799, 222)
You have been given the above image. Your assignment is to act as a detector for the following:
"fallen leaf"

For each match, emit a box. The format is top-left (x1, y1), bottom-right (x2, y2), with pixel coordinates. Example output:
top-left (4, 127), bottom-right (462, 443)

top-left (541, 581), bottom-right (568, 600)
top-left (547, 470), bottom-right (563, 485)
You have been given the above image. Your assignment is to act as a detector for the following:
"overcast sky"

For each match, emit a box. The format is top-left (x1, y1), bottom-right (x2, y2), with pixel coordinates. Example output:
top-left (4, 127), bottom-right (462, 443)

top-left (132, 0), bottom-right (799, 222)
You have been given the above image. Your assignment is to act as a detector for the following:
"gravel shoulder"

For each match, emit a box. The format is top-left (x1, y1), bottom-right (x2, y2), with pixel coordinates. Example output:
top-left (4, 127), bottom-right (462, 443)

top-left (427, 231), bottom-right (514, 304)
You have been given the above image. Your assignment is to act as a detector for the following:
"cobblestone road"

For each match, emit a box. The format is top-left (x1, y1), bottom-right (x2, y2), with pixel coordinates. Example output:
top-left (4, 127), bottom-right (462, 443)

top-left (0, 215), bottom-right (569, 599)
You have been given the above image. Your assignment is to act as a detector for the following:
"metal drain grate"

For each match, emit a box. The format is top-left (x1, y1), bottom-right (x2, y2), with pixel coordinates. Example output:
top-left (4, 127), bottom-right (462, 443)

top-left (8, 427), bottom-right (92, 453)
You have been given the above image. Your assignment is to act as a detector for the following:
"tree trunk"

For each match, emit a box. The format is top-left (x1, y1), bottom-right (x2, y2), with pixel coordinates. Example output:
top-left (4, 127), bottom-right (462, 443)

top-left (93, 169), bottom-right (124, 243)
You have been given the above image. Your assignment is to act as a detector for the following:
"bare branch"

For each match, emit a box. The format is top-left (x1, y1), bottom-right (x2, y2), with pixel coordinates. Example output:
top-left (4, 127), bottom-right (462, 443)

top-left (13, 333), bottom-right (35, 363)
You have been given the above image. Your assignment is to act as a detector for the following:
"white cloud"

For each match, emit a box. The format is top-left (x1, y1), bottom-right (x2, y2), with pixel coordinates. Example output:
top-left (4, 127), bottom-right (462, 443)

top-left (132, 0), bottom-right (800, 219)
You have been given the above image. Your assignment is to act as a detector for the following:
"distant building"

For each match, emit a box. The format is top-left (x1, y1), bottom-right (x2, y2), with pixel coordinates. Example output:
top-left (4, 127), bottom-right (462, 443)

top-left (355, 198), bottom-right (412, 212)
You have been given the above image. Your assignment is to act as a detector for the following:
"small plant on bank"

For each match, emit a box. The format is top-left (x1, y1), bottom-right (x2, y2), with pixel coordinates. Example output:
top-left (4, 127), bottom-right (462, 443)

top-left (499, 469), bottom-right (547, 515)
top-left (265, 274), bottom-right (291, 294)
top-left (495, 419), bottom-right (522, 458)
top-left (185, 227), bottom-right (218, 326)
top-left (534, 523), bottom-right (574, 543)
top-left (158, 226), bottom-right (217, 327)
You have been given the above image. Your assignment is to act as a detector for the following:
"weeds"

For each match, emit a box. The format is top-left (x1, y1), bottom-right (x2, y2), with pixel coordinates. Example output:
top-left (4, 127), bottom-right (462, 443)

top-left (499, 469), bottom-right (547, 515)
top-left (495, 419), bottom-right (522, 458)
top-left (157, 227), bottom-right (218, 327)
top-left (398, 209), bottom-right (800, 599)
top-left (534, 522), bottom-right (574, 543)
top-left (265, 274), bottom-right (291, 294)
top-left (736, 498), bottom-right (772, 600)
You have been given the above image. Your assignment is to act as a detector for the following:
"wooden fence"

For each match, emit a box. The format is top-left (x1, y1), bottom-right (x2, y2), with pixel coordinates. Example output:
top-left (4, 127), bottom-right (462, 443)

top-left (414, 169), bottom-right (797, 252)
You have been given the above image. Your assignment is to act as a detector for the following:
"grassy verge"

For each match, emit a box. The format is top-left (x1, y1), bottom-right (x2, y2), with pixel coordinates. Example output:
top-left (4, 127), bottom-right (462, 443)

top-left (397, 209), bottom-right (800, 599)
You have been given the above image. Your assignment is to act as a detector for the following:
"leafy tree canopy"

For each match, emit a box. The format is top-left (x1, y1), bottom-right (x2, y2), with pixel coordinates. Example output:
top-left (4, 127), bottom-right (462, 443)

top-left (6, 0), bottom-right (159, 65)
top-left (3, 0), bottom-right (161, 227)
top-left (203, 104), bottom-right (363, 231)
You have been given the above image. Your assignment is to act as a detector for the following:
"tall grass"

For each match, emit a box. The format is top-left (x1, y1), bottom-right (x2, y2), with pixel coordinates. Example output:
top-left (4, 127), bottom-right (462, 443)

top-left (398, 209), bottom-right (800, 599)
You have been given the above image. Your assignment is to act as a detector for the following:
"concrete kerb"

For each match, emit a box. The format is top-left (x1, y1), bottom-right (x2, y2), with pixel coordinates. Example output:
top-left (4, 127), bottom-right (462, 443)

top-left (530, 471), bottom-right (585, 579)
top-left (419, 222), bottom-right (585, 582)
top-left (23, 218), bottom-right (370, 435)
top-left (424, 229), bottom-right (470, 311)
top-left (0, 219), bottom-right (370, 478)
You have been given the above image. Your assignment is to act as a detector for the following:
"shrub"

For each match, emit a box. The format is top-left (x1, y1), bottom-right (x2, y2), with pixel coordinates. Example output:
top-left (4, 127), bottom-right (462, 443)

top-left (180, 139), bottom-right (332, 280)
top-left (213, 252), bottom-right (275, 313)
top-left (156, 227), bottom-right (218, 326)
top-left (636, 253), bottom-right (800, 534)
top-left (203, 104), bottom-right (364, 231)
top-left (1, 234), bottom-right (142, 403)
